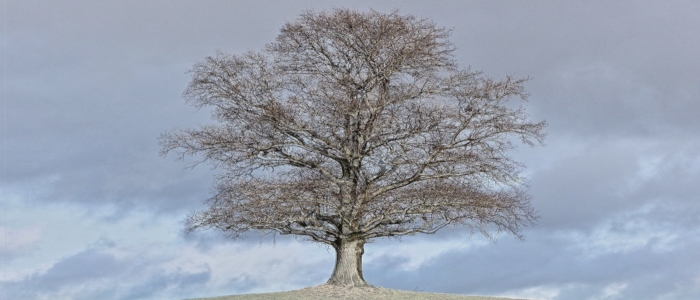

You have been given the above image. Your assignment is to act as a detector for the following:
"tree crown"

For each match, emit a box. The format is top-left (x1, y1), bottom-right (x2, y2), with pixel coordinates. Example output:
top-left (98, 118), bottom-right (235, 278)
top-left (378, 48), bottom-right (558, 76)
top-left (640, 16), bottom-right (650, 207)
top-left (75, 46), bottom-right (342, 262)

top-left (161, 8), bottom-right (546, 246)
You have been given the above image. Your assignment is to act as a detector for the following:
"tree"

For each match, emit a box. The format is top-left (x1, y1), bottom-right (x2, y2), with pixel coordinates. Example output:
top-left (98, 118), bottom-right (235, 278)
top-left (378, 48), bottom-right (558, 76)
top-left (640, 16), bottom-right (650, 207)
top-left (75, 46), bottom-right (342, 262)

top-left (160, 9), bottom-right (546, 288)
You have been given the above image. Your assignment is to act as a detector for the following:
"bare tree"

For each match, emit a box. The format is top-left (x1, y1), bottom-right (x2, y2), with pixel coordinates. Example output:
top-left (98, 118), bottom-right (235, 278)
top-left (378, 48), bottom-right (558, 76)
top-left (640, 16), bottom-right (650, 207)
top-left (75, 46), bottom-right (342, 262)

top-left (160, 9), bottom-right (546, 288)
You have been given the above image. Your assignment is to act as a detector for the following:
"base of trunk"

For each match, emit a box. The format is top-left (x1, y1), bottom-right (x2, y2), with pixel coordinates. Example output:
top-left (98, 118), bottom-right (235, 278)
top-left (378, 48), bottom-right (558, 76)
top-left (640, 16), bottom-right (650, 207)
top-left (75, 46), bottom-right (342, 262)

top-left (326, 238), bottom-right (373, 287)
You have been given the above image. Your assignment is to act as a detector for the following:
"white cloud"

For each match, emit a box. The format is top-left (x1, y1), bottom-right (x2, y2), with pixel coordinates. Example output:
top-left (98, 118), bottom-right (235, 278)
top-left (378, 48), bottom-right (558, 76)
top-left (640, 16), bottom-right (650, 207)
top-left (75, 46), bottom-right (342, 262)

top-left (364, 234), bottom-right (491, 272)
top-left (567, 205), bottom-right (679, 258)
top-left (1, 226), bottom-right (42, 257)
top-left (162, 239), bottom-right (333, 294)
top-left (587, 282), bottom-right (628, 300)
top-left (498, 284), bottom-right (567, 300)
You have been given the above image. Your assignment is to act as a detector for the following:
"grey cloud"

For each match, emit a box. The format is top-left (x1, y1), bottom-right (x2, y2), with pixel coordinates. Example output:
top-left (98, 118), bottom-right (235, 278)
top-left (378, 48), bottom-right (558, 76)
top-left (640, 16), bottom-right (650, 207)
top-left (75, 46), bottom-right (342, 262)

top-left (30, 248), bottom-right (126, 291)
top-left (422, 1), bottom-right (700, 139)
top-left (4, 48), bottom-right (215, 215)
top-left (365, 225), bottom-right (700, 299)
top-left (0, 241), bottom-right (211, 300)
top-left (526, 133), bottom-right (700, 231)
top-left (531, 63), bottom-right (700, 139)
top-left (1, 247), bottom-right (127, 299)
top-left (529, 140), bottom-right (644, 229)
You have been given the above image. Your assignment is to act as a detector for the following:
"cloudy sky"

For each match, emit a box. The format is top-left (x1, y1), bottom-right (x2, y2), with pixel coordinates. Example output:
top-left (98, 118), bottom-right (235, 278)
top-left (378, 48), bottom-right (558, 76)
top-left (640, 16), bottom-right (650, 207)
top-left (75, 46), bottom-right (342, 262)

top-left (2, 1), bottom-right (699, 299)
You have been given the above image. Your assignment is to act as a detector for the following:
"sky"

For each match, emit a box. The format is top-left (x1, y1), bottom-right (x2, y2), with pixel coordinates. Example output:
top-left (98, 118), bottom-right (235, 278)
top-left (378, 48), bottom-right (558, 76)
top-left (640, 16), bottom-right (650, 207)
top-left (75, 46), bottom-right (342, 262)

top-left (1, 1), bottom-right (699, 299)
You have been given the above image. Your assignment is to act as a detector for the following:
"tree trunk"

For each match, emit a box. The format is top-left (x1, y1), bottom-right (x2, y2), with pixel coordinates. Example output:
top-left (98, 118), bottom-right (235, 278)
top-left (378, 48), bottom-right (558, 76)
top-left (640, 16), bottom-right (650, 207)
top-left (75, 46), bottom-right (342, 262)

top-left (326, 238), bottom-right (373, 287)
